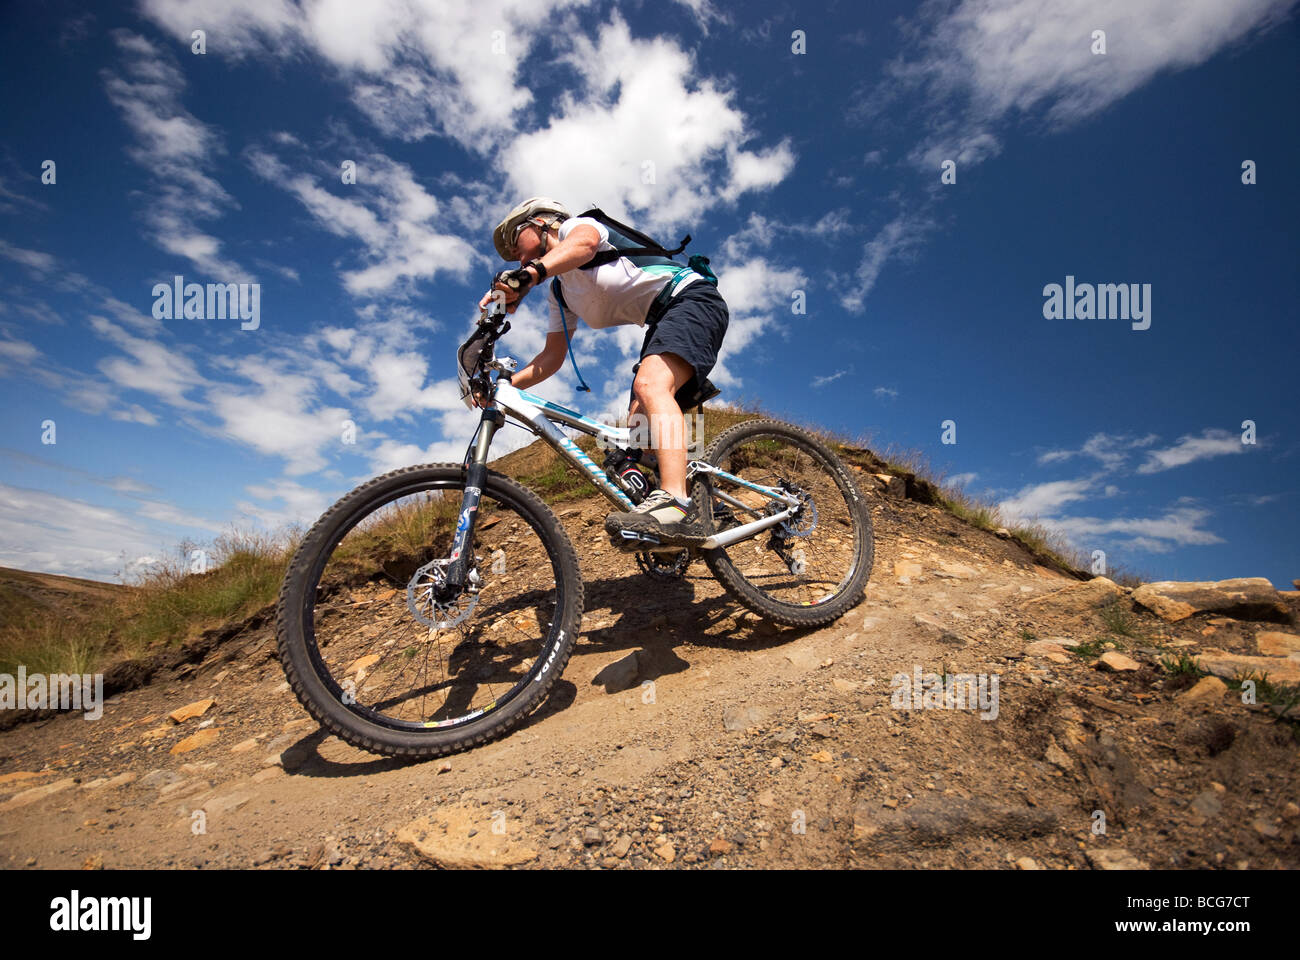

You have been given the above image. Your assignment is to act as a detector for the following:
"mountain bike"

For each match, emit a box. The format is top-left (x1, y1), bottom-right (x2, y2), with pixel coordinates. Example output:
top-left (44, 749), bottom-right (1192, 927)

top-left (276, 300), bottom-right (874, 758)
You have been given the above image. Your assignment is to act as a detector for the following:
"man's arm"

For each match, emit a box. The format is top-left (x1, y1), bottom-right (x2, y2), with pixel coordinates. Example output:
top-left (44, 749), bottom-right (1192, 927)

top-left (478, 223), bottom-right (602, 310)
top-left (530, 223), bottom-right (601, 281)
top-left (510, 330), bottom-right (570, 390)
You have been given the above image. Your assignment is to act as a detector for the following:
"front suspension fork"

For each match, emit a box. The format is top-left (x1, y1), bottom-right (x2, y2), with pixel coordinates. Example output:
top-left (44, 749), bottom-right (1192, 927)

top-left (444, 407), bottom-right (503, 591)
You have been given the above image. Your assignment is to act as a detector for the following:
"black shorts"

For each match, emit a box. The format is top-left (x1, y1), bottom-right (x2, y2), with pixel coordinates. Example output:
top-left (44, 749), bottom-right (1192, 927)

top-left (634, 279), bottom-right (729, 394)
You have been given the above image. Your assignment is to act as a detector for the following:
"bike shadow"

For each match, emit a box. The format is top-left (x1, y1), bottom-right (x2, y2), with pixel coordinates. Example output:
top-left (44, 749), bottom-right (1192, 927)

top-left (276, 569), bottom-right (823, 777)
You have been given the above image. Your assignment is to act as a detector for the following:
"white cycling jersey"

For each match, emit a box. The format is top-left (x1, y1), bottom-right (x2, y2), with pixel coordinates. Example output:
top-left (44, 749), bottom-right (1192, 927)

top-left (545, 217), bottom-right (699, 335)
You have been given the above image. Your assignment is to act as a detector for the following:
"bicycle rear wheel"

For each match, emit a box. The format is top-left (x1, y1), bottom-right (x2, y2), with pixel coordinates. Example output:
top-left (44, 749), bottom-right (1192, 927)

top-left (697, 418), bottom-right (873, 627)
top-left (275, 463), bottom-right (583, 758)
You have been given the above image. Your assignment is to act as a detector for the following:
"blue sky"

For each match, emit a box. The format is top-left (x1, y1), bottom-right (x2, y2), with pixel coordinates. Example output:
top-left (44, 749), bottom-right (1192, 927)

top-left (0, 0), bottom-right (1296, 587)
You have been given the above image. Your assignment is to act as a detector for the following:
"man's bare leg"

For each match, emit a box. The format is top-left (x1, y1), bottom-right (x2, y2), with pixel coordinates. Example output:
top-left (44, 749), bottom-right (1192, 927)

top-left (630, 353), bottom-right (694, 501)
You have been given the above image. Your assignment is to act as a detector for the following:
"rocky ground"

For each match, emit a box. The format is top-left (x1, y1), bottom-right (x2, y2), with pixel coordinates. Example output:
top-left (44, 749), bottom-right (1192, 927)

top-left (1, 487), bottom-right (1297, 870)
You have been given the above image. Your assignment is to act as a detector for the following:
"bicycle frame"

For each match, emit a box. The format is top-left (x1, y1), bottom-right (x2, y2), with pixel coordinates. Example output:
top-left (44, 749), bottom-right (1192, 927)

top-left (443, 374), bottom-right (805, 589)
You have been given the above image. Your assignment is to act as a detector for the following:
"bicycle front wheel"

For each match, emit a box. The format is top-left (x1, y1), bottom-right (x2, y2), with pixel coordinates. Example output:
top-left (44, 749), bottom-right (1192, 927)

top-left (275, 463), bottom-right (583, 758)
top-left (698, 418), bottom-right (874, 627)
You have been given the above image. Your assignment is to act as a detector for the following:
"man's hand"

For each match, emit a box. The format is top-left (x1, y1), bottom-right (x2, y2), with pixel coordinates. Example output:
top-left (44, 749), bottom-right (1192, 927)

top-left (477, 266), bottom-right (538, 314)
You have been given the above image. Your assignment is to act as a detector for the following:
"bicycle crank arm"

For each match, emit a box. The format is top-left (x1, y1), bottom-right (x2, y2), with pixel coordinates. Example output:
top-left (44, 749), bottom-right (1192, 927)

top-left (700, 506), bottom-right (797, 549)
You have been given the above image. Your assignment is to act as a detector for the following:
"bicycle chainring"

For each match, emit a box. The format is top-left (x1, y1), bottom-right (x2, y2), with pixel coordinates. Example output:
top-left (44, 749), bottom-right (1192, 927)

top-left (635, 549), bottom-right (691, 580)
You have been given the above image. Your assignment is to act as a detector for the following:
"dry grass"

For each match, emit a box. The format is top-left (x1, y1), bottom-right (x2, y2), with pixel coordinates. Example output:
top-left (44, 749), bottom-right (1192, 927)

top-left (4, 399), bottom-right (1120, 677)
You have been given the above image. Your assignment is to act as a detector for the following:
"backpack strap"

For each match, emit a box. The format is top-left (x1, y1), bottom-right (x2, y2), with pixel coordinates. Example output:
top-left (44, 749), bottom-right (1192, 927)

top-left (550, 279), bottom-right (591, 392)
top-left (573, 207), bottom-right (690, 270)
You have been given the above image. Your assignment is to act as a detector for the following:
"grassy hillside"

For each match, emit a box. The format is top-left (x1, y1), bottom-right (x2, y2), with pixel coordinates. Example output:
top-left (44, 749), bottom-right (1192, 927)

top-left (2, 403), bottom-right (1099, 677)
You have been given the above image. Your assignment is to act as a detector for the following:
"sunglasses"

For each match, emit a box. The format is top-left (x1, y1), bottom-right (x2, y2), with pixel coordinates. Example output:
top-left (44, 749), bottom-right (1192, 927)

top-left (511, 219), bottom-right (541, 256)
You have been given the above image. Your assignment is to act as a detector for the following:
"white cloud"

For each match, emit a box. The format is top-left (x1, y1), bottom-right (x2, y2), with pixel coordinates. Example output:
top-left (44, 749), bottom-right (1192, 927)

top-left (506, 15), bottom-right (794, 235)
top-left (998, 476), bottom-right (1098, 524)
top-left (101, 30), bottom-right (247, 279)
top-left (0, 482), bottom-right (186, 581)
top-left (1038, 431), bottom-right (1159, 470)
top-left (839, 213), bottom-right (934, 313)
top-left (88, 315), bottom-right (206, 409)
top-left (811, 369), bottom-right (850, 389)
top-left (246, 146), bottom-right (480, 297)
top-left (894, 0), bottom-right (1296, 166)
top-left (1050, 506), bottom-right (1225, 553)
top-left (0, 240), bottom-right (56, 273)
top-left (1137, 428), bottom-right (1250, 474)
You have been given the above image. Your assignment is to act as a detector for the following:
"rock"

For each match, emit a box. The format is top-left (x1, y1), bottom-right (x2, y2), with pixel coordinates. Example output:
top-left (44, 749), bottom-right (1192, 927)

top-left (653, 841), bottom-right (676, 863)
top-left (139, 768), bottom-right (182, 790)
top-left (1025, 640), bottom-right (1071, 663)
top-left (81, 772), bottom-right (136, 791)
top-left (1080, 733), bottom-right (1153, 826)
top-left (398, 808), bottom-right (538, 868)
top-left (283, 718), bottom-right (315, 734)
top-left (1085, 847), bottom-right (1149, 870)
top-left (593, 651), bottom-right (641, 694)
top-left (0, 771), bottom-right (44, 788)
top-left (1132, 578), bottom-right (1288, 623)
top-left (168, 698), bottom-right (216, 724)
top-left (159, 778), bottom-right (212, 801)
top-left (1044, 737), bottom-right (1073, 771)
top-left (1256, 632), bottom-right (1300, 657)
top-left (1190, 790), bottom-right (1223, 818)
top-left (936, 562), bottom-right (977, 580)
top-left (852, 796), bottom-right (1056, 850)
top-left (202, 791), bottom-right (253, 817)
top-left (708, 837), bottom-right (732, 857)
top-left (611, 835), bottom-right (633, 858)
top-left (230, 737), bottom-right (260, 754)
top-left (179, 762), bottom-right (217, 776)
top-left (1195, 650), bottom-right (1300, 685)
top-left (810, 750), bottom-right (833, 763)
top-left (756, 790), bottom-right (776, 808)
top-left (831, 678), bottom-right (861, 694)
top-left (252, 767), bottom-right (284, 784)
top-left (783, 647), bottom-right (820, 671)
top-left (1096, 652), bottom-right (1141, 672)
top-left (1016, 857), bottom-right (1040, 870)
top-left (894, 560), bottom-right (924, 582)
top-left (0, 777), bottom-right (77, 811)
top-left (583, 827), bottom-right (604, 846)
top-left (994, 527), bottom-right (1011, 538)
top-left (1178, 676), bottom-right (1227, 704)
top-left (1253, 819), bottom-right (1281, 838)
top-left (323, 837), bottom-right (345, 866)
top-left (346, 654), bottom-right (380, 674)
top-left (1022, 577), bottom-right (1127, 614)
top-left (874, 474), bottom-right (905, 498)
top-left (171, 728), bottom-right (221, 754)
top-left (723, 705), bottom-right (766, 731)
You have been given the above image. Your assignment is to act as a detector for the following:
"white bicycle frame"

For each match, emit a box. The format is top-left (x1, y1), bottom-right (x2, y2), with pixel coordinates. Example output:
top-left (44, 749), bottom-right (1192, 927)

top-left (473, 374), bottom-right (802, 551)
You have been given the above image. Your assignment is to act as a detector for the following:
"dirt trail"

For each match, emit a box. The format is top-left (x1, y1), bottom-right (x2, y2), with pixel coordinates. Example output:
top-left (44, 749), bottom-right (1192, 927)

top-left (1, 492), bottom-right (1297, 870)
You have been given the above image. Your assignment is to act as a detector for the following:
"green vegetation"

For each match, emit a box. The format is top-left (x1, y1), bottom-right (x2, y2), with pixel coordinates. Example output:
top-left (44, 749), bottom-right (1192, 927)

top-left (1070, 636), bottom-right (1127, 660)
top-left (1159, 650), bottom-right (1203, 679)
top-left (1225, 670), bottom-right (1300, 725)
top-left (0, 532), bottom-right (292, 678)
top-left (1099, 598), bottom-right (1143, 639)
top-left (5, 399), bottom-right (1122, 679)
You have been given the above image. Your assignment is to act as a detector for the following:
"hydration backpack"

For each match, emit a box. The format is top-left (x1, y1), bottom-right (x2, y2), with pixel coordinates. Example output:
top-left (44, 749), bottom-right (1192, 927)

top-left (554, 208), bottom-right (718, 302)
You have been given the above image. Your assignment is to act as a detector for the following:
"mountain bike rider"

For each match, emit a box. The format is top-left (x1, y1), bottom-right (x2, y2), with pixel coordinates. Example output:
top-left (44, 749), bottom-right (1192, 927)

top-left (478, 197), bottom-right (730, 545)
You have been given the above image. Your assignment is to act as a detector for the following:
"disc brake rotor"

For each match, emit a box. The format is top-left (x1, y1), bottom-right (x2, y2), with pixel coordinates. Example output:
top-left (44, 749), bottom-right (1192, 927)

top-left (406, 557), bottom-right (480, 629)
top-left (774, 484), bottom-right (818, 538)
